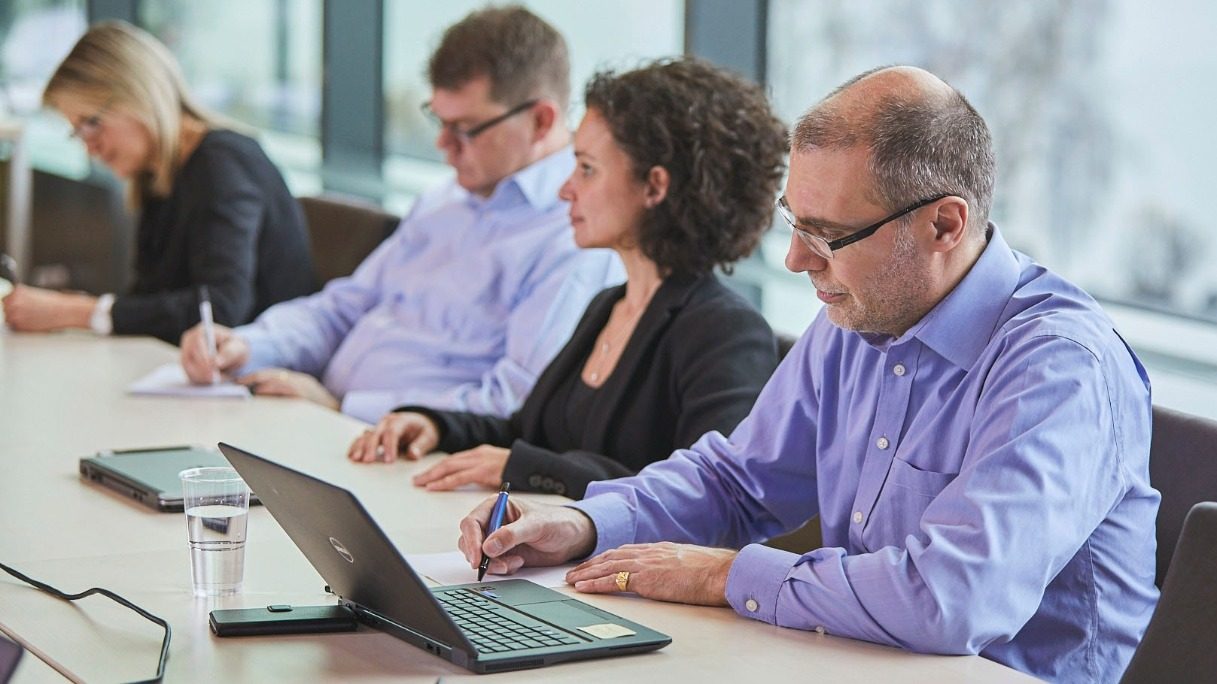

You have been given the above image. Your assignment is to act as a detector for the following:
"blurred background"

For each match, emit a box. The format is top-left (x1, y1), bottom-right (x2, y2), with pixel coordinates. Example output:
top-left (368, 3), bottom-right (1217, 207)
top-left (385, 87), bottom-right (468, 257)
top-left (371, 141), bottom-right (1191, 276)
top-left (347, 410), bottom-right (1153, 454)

top-left (1, 0), bottom-right (1214, 416)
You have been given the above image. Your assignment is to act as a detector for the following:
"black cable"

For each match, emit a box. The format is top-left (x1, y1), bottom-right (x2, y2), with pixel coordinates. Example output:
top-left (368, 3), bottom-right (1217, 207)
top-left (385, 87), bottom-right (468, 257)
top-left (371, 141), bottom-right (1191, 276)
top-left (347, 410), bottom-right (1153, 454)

top-left (0, 561), bottom-right (170, 683)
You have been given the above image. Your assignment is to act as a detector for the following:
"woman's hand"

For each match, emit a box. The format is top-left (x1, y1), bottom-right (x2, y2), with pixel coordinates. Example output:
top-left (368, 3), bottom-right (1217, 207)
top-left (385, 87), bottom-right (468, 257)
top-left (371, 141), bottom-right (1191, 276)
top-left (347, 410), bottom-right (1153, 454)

top-left (412, 445), bottom-right (510, 491)
top-left (347, 412), bottom-right (440, 463)
top-left (2, 285), bottom-right (96, 331)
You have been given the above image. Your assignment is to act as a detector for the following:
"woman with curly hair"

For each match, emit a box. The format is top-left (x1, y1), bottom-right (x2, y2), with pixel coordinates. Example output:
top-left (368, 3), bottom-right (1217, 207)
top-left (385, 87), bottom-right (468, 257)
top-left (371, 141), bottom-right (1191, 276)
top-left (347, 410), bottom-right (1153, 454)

top-left (349, 57), bottom-right (788, 499)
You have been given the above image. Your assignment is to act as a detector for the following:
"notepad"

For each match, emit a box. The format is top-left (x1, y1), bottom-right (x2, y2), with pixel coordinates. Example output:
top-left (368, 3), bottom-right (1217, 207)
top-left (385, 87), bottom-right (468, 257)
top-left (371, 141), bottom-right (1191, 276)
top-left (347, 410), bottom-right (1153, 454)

top-left (127, 363), bottom-right (250, 398)
top-left (404, 550), bottom-right (574, 589)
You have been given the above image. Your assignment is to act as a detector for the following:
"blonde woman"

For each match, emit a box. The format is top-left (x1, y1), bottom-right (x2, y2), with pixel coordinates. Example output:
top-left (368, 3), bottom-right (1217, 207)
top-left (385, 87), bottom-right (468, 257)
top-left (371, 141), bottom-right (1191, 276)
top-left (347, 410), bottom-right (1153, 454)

top-left (2, 21), bottom-right (313, 343)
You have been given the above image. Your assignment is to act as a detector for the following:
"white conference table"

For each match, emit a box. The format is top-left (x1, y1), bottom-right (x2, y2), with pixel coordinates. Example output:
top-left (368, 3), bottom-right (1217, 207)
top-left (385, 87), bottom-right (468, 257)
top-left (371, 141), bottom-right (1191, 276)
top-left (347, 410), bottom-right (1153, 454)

top-left (0, 332), bottom-right (1038, 683)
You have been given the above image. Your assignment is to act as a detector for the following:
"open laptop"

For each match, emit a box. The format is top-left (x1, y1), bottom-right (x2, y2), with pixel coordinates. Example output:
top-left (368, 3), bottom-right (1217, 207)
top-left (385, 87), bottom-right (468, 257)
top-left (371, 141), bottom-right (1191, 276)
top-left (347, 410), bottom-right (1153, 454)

top-left (217, 442), bottom-right (670, 674)
top-left (80, 446), bottom-right (261, 512)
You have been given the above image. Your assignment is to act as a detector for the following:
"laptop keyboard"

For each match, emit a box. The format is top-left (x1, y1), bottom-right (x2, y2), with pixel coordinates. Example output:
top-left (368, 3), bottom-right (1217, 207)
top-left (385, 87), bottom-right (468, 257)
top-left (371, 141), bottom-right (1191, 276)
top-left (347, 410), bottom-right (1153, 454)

top-left (434, 588), bottom-right (583, 654)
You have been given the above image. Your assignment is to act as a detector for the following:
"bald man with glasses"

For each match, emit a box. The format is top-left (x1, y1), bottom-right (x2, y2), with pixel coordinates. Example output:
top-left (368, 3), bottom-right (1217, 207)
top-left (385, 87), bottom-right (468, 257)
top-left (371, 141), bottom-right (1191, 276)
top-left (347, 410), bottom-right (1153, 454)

top-left (457, 66), bottom-right (1158, 683)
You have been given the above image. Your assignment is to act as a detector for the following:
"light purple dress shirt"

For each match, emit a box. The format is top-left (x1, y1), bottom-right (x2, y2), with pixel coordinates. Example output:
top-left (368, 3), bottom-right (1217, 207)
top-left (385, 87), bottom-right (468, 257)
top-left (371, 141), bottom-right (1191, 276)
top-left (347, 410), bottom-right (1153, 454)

top-left (236, 148), bottom-right (622, 423)
top-left (574, 226), bottom-right (1158, 682)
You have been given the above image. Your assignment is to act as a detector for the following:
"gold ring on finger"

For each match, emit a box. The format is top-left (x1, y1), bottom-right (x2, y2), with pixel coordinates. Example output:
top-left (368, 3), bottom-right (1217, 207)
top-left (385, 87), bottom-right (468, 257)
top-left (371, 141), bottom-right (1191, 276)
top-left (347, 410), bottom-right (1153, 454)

top-left (615, 570), bottom-right (630, 592)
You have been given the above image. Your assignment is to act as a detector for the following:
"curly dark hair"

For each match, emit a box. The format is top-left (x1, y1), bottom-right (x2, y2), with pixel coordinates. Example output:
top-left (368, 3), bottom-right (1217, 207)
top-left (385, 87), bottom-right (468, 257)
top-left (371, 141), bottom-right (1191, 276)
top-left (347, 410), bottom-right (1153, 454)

top-left (584, 57), bottom-right (787, 276)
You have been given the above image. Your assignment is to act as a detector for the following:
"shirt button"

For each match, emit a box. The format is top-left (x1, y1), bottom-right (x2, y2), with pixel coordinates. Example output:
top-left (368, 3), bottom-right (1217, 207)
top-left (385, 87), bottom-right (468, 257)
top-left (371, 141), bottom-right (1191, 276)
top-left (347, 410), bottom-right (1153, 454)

top-left (745, 599), bottom-right (759, 612)
top-left (892, 363), bottom-right (906, 376)
top-left (852, 511), bottom-right (863, 524)
top-left (815, 625), bottom-right (826, 634)
top-left (528, 475), bottom-right (542, 488)
top-left (876, 436), bottom-right (890, 450)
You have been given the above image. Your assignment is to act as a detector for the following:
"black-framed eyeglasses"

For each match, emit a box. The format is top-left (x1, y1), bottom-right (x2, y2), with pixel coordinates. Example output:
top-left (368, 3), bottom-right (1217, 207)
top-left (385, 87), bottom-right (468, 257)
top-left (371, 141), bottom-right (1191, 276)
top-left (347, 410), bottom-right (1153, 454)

top-left (420, 99), bottom-right (538, 143)
top-left (776, 193), bottom-right (952, 260)
top-left (68, 101), bottom-right (112, 142)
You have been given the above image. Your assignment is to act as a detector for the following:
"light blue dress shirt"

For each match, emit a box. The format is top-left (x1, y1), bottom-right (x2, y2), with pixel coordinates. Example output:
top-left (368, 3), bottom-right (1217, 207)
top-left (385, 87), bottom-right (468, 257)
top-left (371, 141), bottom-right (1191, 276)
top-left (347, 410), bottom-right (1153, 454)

top-left (575, 227), bottom-right (1158, 682)
top-left (236, 149), bottom-right (622, 423)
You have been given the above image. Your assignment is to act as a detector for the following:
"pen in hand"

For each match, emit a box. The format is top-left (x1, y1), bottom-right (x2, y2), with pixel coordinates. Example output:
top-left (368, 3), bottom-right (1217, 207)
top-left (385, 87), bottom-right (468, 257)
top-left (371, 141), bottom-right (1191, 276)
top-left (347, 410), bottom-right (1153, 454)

top-left (198, 286), bottom-right (219, 385)
top-left (478, 483), bottom-right (511, 581)
top-left (0, 253), bottom-right (19, 286)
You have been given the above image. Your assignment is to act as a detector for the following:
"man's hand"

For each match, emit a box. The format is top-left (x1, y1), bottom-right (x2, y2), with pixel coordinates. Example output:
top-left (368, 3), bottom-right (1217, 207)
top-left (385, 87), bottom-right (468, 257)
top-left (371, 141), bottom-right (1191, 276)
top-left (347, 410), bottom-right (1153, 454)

top-left (347, 412), bottom-right (440, 463)
top-left (413, 445), bottom-right (509, 490)
top-left (458, 498), bottom-right (596, 575)
top-left (238, 368), bottom-right (340, 410)
top-left (180, 323), bottom-right (249, 383)
top-left (2, 285), bottom-right (95, 331)
top-left (566, 542), bottom-right (736, 606)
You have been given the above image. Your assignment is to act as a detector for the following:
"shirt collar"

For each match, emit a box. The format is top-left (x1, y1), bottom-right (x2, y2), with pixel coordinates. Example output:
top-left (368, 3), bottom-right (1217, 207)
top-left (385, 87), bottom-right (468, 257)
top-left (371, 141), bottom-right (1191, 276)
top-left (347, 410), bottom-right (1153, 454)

top-left (873, 223), bottom-right (1021, 369)
top-left (470, 146), bottom-right (574, 212)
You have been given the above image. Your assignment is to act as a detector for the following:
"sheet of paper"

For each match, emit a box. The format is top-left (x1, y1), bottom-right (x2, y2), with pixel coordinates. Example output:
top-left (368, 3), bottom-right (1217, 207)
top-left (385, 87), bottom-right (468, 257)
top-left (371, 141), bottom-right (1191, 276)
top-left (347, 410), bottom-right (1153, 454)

top-left (127, 363), bottom-right (250, 399)
top-left (405, 550), bottom-right (574, 588)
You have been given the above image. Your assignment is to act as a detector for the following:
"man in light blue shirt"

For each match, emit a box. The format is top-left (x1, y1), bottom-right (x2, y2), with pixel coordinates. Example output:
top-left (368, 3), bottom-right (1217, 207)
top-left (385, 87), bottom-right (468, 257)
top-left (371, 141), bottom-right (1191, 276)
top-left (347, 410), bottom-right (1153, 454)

top-left (180, 7), bottom-right (619, 423)
top-left (456, 66), bottom-right (1159, 682)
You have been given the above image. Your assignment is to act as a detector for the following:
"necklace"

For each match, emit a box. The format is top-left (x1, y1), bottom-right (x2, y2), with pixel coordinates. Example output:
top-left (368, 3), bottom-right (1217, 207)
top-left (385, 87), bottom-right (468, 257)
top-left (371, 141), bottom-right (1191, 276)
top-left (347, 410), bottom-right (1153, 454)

top-left (584, 304), bottom-right (645, 385)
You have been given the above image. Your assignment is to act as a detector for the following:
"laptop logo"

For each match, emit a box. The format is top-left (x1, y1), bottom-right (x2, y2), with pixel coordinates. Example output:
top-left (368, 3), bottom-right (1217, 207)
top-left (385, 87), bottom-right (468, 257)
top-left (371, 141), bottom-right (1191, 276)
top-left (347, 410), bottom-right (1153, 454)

top-left (329, 536), bottom-right (355, 563)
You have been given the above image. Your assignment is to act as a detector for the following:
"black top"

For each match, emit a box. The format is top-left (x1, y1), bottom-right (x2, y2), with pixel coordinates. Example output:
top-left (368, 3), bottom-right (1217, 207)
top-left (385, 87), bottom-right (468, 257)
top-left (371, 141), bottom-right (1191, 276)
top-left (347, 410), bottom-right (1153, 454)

top-left (541, 372), bottom-right (599, 453)
top-left (112, 129), bottom-right (315, 343)
top-left (402, 272), bottom-right (779, 499)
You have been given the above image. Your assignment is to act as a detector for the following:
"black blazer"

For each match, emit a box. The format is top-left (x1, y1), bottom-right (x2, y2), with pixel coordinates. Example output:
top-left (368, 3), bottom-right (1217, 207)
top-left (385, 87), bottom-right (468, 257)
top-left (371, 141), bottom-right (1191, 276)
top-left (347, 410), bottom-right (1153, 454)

top-left (111, 129), bottom-right (315, 343)
top-left (404, 273), bottom-right (779, 498)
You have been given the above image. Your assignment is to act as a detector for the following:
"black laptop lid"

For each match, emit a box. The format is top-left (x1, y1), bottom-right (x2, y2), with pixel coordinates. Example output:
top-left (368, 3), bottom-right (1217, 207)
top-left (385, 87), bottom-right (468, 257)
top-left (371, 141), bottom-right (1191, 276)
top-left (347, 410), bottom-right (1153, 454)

top-left (217, 442), bottom-right (471, 651)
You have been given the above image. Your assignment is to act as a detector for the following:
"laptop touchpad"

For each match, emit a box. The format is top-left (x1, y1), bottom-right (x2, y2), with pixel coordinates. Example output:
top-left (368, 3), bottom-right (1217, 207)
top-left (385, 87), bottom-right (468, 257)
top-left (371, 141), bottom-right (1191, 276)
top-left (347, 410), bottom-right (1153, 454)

top-left (521, 600), bottom-right (618, 632)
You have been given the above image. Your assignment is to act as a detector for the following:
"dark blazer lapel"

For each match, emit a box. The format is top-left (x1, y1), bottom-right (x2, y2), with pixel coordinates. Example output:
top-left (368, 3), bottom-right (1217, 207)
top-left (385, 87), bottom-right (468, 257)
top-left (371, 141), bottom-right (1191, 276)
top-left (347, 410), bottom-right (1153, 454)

top-left (517, 284), bottom-right (623, 437)
top-left (582, 272), bottom-right (705, 449)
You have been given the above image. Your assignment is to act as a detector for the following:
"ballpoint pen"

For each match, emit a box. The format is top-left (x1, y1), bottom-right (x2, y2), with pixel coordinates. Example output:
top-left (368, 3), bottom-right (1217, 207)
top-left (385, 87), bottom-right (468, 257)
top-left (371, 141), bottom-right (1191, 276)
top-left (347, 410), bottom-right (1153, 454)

top-left (478, 482), bottom-right (511, 581)
top-left (198, 285), bottom-right (219, 384)
top-left (0, 253), bottom-right (18, 285)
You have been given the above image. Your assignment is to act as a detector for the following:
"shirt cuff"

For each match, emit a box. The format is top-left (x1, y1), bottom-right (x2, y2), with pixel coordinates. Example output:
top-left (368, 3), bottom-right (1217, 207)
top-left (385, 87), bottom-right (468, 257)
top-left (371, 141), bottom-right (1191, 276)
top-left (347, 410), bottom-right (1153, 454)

top-left (568, 494), bottom-right (635, 557)
top-left (232, 324), bottom-right (278, 373)
top-left (340, 390), bottom-right (394, 424)
top-left (726, 543), bottom-right (799, 625)
top-left (89, 293), bottom-right (115, 335)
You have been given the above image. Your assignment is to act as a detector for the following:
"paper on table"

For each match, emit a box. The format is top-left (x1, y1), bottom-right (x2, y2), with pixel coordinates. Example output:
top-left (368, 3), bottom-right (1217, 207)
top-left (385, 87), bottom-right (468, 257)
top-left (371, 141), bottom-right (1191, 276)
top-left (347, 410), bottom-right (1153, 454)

top-left (405, 550), bottom-right (574, 589)
top-left (127, 363), bottom-right (250, 399)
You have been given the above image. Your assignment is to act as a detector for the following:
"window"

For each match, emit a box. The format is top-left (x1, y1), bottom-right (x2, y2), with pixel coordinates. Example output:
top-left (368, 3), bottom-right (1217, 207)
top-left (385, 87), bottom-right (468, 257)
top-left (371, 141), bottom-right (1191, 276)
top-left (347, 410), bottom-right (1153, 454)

top-left (138, 0), bottom-right (322, 190)
top-left (765, 0), bottom-right (1217, 338)
top-left (1, 0), bottom-right (87, 176)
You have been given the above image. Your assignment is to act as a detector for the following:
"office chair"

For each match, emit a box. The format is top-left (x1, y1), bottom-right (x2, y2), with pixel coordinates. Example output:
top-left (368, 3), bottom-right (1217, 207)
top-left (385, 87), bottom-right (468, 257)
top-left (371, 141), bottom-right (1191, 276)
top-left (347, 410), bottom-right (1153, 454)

top-left (298, 194), bottom-right (398, 287)
top-left (1120, 501), bottom-right (1217, 684)
top-left (1148, 405), bottom-right (1217, 586)
top-left (776, 332), bottom-right (798, 360)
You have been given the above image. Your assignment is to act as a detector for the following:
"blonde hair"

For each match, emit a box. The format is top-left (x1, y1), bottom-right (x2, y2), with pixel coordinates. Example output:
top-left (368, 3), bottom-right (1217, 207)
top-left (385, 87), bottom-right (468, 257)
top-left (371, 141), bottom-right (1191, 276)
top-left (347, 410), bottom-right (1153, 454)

top-left (43, 21), bottom-right (218, 201)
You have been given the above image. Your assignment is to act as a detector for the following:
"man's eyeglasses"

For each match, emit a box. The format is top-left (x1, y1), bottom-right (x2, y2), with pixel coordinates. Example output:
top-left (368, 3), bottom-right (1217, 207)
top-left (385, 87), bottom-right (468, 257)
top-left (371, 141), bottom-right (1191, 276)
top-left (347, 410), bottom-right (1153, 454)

top-left (776, 193), bottom-right (952, 260)
top-left (68, 102), bottom-right (111, 142)
top-left (420, 99), bottom-right (538, 144)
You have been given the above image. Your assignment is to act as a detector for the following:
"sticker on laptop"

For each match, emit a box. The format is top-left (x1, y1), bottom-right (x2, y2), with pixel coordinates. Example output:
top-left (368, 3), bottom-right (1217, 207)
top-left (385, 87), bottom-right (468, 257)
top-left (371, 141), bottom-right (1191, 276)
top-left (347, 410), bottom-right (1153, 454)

top-left (577, 623), bottom-right (637, 639)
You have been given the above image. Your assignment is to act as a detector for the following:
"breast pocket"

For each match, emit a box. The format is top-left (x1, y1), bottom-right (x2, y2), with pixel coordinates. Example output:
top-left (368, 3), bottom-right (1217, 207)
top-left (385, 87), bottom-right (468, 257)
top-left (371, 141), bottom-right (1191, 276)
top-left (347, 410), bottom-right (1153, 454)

top-left (861, 457), bottom-right (957, 552)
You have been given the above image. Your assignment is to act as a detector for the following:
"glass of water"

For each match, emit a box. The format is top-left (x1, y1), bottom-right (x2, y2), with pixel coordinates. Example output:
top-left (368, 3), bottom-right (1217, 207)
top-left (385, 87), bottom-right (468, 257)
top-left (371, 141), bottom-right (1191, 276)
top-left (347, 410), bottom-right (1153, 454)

top-left (179, 466), bottom-right (250, 597)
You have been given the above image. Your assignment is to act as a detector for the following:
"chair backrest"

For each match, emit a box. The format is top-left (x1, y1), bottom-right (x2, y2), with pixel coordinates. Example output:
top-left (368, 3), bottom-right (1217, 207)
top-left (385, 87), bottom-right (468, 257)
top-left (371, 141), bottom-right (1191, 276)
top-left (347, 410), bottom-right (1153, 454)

top-left (1149, 405), bottom-right (1217, 586)
top-left (1120, 502), bottom-right (1217, 684)
top-left (776, 332), bottom-right (798, 360)
top-left (298, 194), bottom-right (399, 287)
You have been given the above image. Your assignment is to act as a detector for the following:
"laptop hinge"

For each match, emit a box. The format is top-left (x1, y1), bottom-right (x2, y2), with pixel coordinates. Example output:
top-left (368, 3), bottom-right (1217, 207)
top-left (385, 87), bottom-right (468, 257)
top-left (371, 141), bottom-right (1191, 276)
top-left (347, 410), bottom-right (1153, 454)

top-left (345, 600), bottom-right (472, 661)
